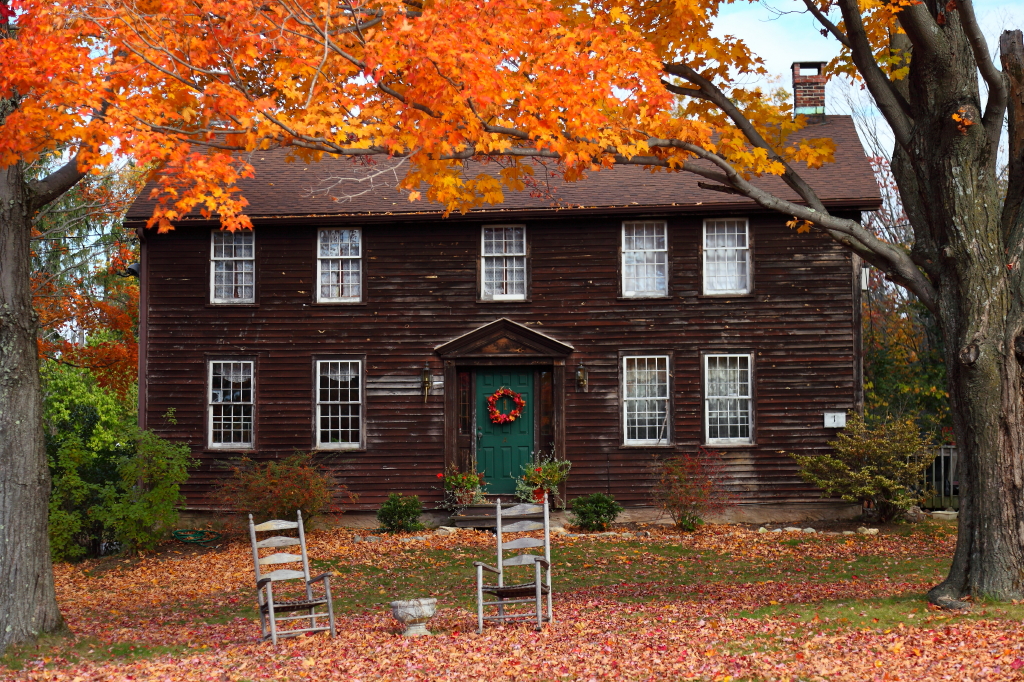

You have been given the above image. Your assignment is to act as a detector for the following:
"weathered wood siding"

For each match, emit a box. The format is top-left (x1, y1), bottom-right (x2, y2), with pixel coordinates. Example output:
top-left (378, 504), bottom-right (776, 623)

top-left (142, 211), bottom-right (859, 510)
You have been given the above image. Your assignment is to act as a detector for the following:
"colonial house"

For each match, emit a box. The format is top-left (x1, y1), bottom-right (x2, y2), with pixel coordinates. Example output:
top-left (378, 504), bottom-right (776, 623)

top-left (126, 64), bottom-right (880, 523)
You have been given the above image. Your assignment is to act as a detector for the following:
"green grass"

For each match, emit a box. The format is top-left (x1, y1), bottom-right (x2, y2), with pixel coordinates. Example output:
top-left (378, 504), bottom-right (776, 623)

top-left (0, 632), bottom-right (195, 671)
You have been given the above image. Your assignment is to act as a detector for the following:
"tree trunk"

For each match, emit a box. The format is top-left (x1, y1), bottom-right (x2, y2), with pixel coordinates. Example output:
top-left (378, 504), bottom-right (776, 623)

top-left (889, 19), bottom-right (1024, 604)
top-left (0, 114), bottom-right (65, 651)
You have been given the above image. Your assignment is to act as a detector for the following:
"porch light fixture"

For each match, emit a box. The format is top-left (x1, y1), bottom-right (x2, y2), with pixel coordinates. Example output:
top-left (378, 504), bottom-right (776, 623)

top-left (575, 363), bottom-right (588, 392)
top-left (421, 364), bottom-right (433, 403)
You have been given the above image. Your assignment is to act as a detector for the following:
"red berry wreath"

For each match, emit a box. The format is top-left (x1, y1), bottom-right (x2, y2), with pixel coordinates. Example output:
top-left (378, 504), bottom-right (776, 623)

top-left (487, 386), bottom-right (527, 425)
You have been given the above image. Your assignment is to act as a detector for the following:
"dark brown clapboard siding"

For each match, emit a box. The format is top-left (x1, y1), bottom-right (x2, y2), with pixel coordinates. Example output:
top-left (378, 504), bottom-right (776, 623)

top-left (142, 212), bottom-right (860, 510)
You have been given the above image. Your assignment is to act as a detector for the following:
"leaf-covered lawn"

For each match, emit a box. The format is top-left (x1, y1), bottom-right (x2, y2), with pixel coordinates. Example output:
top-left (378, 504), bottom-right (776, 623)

top-left (5, 522), bottom-right (1023, 681)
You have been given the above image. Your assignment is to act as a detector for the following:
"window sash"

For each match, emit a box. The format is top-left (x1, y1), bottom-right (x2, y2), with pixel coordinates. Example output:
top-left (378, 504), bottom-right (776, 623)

top-left (317, 229), bottom-right (362, 302)
top-left (481, 226), bottom-right (526, 300)
top-left (704, 354), bottom-right (752, 443)
top-left (703, 219), bottom-right (750, 294)
top-left (622, 222), bottom-right (668, 297)
top-left (622, 355), bottom-right (670, 444)
top-left (211, 232), bottom-right (255, 303)
top-left (316, 360), bottom-right (361, 448)
top-left (209, 361), bottom-right (254, 447)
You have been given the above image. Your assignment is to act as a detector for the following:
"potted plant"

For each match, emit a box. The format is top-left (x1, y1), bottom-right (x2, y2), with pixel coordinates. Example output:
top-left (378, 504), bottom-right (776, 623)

top-left (515, 452), bottom-right (571, 508)
top-left (438, 467), bottom-right (486, 509)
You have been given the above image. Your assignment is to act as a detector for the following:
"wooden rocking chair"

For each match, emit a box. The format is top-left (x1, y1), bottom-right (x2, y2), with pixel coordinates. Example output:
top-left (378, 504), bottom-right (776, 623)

top-left (474, 493), bottom-right (553, 633)
top-left (248, 511), bottom-right (336, 644)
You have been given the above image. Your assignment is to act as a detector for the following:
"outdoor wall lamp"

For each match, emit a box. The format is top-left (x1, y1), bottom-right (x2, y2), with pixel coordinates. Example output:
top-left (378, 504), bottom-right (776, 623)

top-left (421, 364), bottom-right (433, 403)
top-left (575, 363), bottom-right (588, 392)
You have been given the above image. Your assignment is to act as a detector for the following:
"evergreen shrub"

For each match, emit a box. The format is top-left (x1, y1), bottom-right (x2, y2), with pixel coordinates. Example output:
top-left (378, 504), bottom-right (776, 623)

top-left (568, 493), bottom-right (623, 531)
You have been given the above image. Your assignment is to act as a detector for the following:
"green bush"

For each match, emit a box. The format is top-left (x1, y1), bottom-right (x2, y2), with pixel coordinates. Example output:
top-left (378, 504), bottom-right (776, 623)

top-left (793, 414), bottom-right (933, 523)
top-left (219, 451), bottom-right (341, 524)
top-left (568, 493), bottom-right (623, 531)
top-left (377, 493), bottom-right (424, 533)
top-left (44, 363), bottom-right (195, 560)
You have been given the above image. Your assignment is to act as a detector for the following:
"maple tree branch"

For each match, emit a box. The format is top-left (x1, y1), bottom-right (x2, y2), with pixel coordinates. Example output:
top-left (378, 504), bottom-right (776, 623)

top-left (27, 155), bottom-right (87, 214)
top-left (957, 0), bottom-right (1009, 140)
top-left (661, 61), bottom-right (829, 214)
top-left (799, 0), bottom-right (852, 48)
top-left (834, 0), bottom-right (914, 149)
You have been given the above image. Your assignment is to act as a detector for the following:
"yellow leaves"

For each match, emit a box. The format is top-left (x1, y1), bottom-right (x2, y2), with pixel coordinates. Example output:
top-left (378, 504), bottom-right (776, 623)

top-left (786, 218), bottom-right (815, 234)
top-left (952, 107), bottom-right (976, 134)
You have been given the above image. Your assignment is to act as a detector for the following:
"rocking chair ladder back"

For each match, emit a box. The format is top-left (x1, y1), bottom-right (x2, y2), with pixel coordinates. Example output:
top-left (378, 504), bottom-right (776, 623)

top-left (474, 493), bottom-right (553, 633)
top-left (248, 510), bottom-right (336, 644)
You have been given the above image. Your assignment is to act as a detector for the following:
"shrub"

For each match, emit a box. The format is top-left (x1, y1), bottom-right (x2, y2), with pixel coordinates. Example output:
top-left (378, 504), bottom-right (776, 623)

top-left (377, 493), bottom-right (425, 533)
top-left (568, 493), bottom-right (623, 531)
top-left (793, 414), bottom-right (933, 523)
top-left (653, 447), bottom-right (734, 531)
top-left (219, 451), bottom-right (339, 523)
top-left (44, 363), bottom-right (195, 560)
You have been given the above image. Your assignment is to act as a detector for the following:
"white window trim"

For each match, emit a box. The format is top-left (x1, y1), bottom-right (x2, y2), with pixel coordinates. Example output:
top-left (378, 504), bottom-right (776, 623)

top-left (621, 221), bottom-right (669, 298)
top-left (315, 359), bottom-right (363, 450)
top-left (622, 354), bottom-right (671, 446)
top-left (316, 228), bottom-right (362, 303)
top-left (480, 224), bottom-right (527, 301)
top-left (210, 231), bottom-right (255, 304)
top-left (702, 218), bottom-right (751, 296)
top-left (207, 360), bottom-right (255, 449)
top-left (703, 352), bottom-right (754, 445)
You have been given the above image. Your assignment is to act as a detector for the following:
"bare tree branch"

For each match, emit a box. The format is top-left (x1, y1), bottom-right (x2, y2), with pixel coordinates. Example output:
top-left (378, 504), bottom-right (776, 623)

top-left (834, 0), bottom-right (915, 149)
top-left (799, 0), bottom-right (852, 49)
top-left (1000, 30), bottom-right (1024, 250)
top-left (27, 155), bottom-right (87, 214)
top-left (958, 0), bottom-right (1009, 141)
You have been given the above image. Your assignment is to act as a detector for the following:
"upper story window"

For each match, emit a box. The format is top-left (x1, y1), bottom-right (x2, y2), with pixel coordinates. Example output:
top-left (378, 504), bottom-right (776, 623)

top-left (209, 360), bottom-right (254, 448)
top-left (316, 360), bottom-right (362, 449)
top-left (704, 353), bottom-right (753, 444)
top-left (623, 355), bottom-right (670, 445)
top-left (622, 221), bottom-right (668, 297)
top-left (211, 230), bottom-right (255, 303)
top-left (317, 228), bottom-right (362, 302)
top-left (481, 225), bottom-right (526, 301)
top-left (703, 218), bottom-right (751, 295)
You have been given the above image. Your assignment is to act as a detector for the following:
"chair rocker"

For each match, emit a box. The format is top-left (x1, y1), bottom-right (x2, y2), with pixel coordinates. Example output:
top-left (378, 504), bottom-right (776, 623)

top-left (474, 493), bottom-right (553, 633)
top-left (248, 510), bottom-right (336, 644)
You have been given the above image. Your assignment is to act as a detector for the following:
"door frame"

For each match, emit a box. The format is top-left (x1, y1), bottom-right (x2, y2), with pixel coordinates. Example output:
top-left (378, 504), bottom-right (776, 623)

top-left (436, 318), bottom-right (572, 474)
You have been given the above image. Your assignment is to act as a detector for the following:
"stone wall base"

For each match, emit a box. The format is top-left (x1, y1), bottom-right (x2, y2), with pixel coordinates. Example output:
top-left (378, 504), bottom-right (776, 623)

top-left (178, 501), bottom-right (860, 531)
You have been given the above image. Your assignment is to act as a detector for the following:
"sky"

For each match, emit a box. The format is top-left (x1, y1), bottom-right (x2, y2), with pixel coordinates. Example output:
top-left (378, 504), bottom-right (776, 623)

top-left (713, 0), bottom-right (1024, 113)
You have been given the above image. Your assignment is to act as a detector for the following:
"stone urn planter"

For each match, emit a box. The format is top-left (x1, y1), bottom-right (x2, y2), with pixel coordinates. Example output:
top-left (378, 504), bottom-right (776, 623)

top-left (390, 598), bottom-right (437, 637)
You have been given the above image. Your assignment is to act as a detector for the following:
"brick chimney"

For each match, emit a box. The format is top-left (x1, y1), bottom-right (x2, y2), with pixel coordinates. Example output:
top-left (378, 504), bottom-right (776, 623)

top-left (791, 61), bottom-right (826, 123)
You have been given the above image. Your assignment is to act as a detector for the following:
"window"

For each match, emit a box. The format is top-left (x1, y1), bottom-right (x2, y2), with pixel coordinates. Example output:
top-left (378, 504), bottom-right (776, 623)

top-left (481, 225), bottom-right (526, 300)
top-left (211, 231), bottom-right (255, 303)
top-left (209, 361), bottom-right (254, 448)
top-left (317, 229), bottom-right (362, 302)
top-left (703, 219), bottom-right (750, 294)
top-left (704, 354), bottom-right (753, 444)
top-left (622, 221), bottom-right (668, 297)
top-left (316, 360), bottom-right (362, 448)
top-left (623, 355), bottom-right (670, 445)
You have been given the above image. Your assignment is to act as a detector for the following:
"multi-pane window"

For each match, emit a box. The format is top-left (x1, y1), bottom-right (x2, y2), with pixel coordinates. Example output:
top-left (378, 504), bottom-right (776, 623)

top-left (317, 229), bottom-right (362, 302)
top-left (211, 231), bottom-right (255, 303)
top-left (703, 219), bottom-right (751, 294)
top-left (316, 360), bottom-right (361, 448)
top-left (622, 222), bottom-right (668, 297)
top-left (481, 225), bottom-right (526, 300)
top-left (623, 355), bottom-right (670, 445)
top-left (209, 361), bottom-right (254, 448)
top-left (705, 354), bottom-right (753, 443)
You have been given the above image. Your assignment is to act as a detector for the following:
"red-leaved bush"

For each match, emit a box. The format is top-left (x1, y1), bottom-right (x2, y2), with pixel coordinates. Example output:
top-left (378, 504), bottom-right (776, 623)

top-left (218, 451), bottom-right (349, 523)
top-left (653, 448), bottom-right (734, 530)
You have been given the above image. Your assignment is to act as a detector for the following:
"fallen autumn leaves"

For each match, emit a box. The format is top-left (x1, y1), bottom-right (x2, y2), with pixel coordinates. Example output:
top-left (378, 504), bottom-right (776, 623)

top-left (5, 524), bottom-right (1023, 681)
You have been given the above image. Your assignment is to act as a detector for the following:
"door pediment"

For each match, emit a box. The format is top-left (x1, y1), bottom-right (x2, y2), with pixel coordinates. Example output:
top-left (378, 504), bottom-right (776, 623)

top-left (435, 318), bottom-right (574, 359)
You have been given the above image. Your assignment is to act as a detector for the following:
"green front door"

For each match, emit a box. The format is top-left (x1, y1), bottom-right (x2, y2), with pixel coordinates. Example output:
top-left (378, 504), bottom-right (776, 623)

top-left (477, 368), bottom-right (534, 496)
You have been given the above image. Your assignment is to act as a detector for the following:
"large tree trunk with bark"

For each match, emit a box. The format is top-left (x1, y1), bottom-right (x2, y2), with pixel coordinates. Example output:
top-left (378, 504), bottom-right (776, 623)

top-left (888, 21), bottom-right (1024, 604)
top-left (0, 96), bottom-right (65, 653)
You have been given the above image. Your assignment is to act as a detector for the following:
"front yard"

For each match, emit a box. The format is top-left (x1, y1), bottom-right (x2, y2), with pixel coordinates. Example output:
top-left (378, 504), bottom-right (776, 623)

top-left (4, 521), bottom-right (1022, 681)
